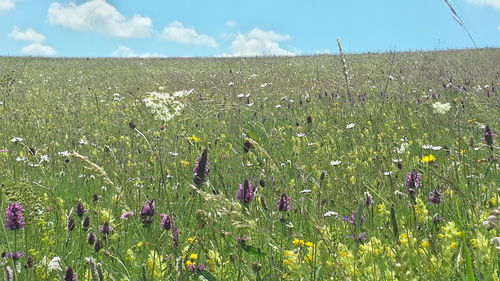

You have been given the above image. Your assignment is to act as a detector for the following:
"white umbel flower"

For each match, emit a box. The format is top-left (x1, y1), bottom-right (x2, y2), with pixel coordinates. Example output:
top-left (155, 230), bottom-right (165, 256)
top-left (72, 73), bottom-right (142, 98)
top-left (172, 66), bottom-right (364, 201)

top-left (432, 102), bottom-right (451, 114)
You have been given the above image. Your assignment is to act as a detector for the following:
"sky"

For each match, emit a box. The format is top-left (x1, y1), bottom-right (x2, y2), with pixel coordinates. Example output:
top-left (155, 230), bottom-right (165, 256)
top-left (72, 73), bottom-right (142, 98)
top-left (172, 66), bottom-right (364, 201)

top-left (0, 0), bottom-right (498, 57)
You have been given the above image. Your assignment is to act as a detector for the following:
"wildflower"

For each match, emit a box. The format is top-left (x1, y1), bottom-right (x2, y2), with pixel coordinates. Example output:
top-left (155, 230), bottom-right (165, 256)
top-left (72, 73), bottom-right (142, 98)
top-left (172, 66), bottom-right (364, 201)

top-left (490, 237), bottom-right (500, 250)
top-left (428, 190), bottom-right (442, 204)
top-left (193, 148), bottom-right (209, 185)
top-left (3, 266), bottom-right (13, 281)
top-left (99, 221), bottom-right (112, 235)
top-left (94, 239), bottom-right (102, 252)
top-left (364, 191), bottom-right (374, 206)
top-left (236, 236), bottom-right (250, 245)
top-left (420, 154), bottom-right (436, 163)
top-left (330, 160), bottom-right (342, 166)
top-left (82, 216), bottom-right (90, 230)
top-left (405, 170), bottom-right (422, 195)
top-left (432, 102), bottom-right (451, 114)
top-left (483, 215), bottom-right (497, 230)
top-left (276, 193), bottom-right (292, 212)
top-left (2, 252), bottom-right (25, 261)
top-left (47, 256), bottom-right (62, 272)
top-left (350, 232), bottom-right (368, 243)
top-left (236, 179), bottom-right (256, 204)
top-left (67, 216), bottom-right (75, 231)
top-left (64, 266), bottom-right (77, 281)
top-left (342, 213), bottom-right (366, 225)
top-left (87, 233), bottom-right (96, 245)
top-left (483, 125), bottom-right (494, 146)
top-left (10, 137), bottom-right (23, 143)
top-left (187, 135), bottom-right (200, 142)
top-left (140, 200), bottom-right (155, 225)
top-left (160, 214), bottom-right (174, 231)
top-left (120, 211), bottom-right (134, 220)
top-left (74, 201), bottom-right (87, 218)
top-left (171, 227), bottom-right (180, 248)
top-left (323, 211), bottom-right (339, 217)
top-left (306, 115), bottom-right (312, 124)
top-left (346, 123), bottom-right (355, 129)
top-left (4, 202), bottom-right (25, 230)
top-left (243, 139), bottom-right (253, 153)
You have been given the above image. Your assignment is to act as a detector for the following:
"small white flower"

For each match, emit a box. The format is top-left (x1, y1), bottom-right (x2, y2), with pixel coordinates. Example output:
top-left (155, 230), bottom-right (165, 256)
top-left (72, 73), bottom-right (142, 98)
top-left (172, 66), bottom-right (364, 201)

top-left (490, 237), bottom-right (500, 250)
top-left (323, 211), bottom-right (339, 217)
top-left (432, 102), bottom-right (451, 114)
top-left (299, 189), bottom-right (312, 194)
top-left (346, 123), bottom-right (355, 129)
top-left (236, 94), bottom-right (245, 98)
top-left (10, 137), bottom-right (23, 143)
top-left (15, 156), bottom-right (26, 162)
top-left (384, 171), bottom-right (393, 176)
top-left (392, 159), bottom-right (402, 163)
top-left (58, 151), bottom-right (71, 157)
top-left (422, 144), bottom-right (433, 149)
top-left (330, 160), bottom-right (342, 166)
top-left (275, 104), bottom-right (282, 109)
top-left (47, 256), bottom-right (62, 272)
top-left (40, 155), bottom-right (50, 163)
top-left (79, 139), bottom-right (88, 145)
top-left (169, 152), bottom-right (179, 156)
top-left (247, 103), bottom-right (254, 107)
top-left (431, 146), bottom-right (442, 151)
top-left (296, 133), bottom-right (305, 138)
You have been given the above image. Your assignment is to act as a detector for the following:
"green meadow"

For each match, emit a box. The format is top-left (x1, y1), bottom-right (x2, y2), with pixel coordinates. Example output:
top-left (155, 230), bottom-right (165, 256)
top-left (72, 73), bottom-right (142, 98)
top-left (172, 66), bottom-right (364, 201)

top-left (0, 48), bottom-right (499, 280)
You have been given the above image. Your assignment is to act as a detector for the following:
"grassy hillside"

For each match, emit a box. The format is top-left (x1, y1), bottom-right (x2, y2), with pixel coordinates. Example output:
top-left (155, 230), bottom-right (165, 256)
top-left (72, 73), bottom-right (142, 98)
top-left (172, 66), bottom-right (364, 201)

top-left (0, 48), bottom-right (499, 280)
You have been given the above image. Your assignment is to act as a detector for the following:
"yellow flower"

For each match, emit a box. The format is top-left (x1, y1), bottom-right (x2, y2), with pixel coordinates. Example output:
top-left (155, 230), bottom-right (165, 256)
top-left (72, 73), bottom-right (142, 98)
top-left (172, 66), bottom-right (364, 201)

top-left (449, 242), bottom-right (458, 249)
top-left (305, 241), bottom-right (314, 248)
top-left (421, 154), bottom-right (436, 163)
top-left (189, 253), bottom-right (198, 260)
top-left (136, 241), bottom-right (144, 247)
top-left (187, 135), bottom-right (200, 142)
top-left (187, 236), bottom-right (197, 244)
top-left (292, 239), bottom-right (305, 247)
top-left (303, 254), bottom-right (313, 263)
top-left (180, 160), bottom-right (190, 167)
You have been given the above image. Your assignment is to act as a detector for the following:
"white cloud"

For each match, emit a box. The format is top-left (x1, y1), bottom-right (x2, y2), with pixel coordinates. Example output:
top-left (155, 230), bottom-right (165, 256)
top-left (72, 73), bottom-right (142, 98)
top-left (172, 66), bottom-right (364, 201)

top-left (8, 27), bottom-right (45, 43)
top-left (467, 0), bottom-right (500, 10)
top-left (159, 21), bottom-right (218, 47)
top-left (21, 43), bottom-right (56, 56)
top-left (229, 28), bottom-right (294, 56)
top-left (111, 46), bottom-right (165, 58)
top-left (47, 0), bottom-right (152, 38)
top-left (0, 0), bottom-right (15, 14)
top-left (226, 20), bottom-right (235, 27)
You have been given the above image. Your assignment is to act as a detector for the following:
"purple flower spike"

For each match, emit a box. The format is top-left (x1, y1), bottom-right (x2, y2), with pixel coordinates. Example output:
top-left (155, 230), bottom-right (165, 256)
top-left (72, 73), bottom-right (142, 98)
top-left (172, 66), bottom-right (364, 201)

top-left (160, 214), bottom-right (174, 231)
top-left (4, 202), bottom-right (25, 230)
top-left (405, 170), bottom-right (422, 195)
top-left (99, 221), bottom-right (112, 235)
top-left (64, 266), bottom-right (77, 281)
top-left (140, 200), bottom-right (155, 225)
top-left (276, 193), bottom-right (292, 212)
top-left (428, 190), bottom-right (442, 204)
top-left (193, 148), bottom-right (209, 185)
top-left (74, 201), bottom-right (87, 218)
top-left (484, 125), bottom-right (494, 146)
top-left (236, 179), bottom-right (256, 204)
top-left (171, 227), bottom-right (180, 248)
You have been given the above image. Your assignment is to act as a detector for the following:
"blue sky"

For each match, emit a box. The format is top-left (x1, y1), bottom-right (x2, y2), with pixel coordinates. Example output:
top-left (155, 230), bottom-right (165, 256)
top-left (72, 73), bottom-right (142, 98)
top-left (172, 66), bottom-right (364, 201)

top-left (0, 0), bottom-right (498, 57)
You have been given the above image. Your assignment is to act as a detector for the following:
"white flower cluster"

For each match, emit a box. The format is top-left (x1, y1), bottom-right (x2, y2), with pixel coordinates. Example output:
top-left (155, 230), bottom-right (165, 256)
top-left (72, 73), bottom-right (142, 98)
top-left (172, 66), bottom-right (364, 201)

top-left (143, 89), bottom-right (194, 122)
top-left (432, 102), bottom-right (451, 114)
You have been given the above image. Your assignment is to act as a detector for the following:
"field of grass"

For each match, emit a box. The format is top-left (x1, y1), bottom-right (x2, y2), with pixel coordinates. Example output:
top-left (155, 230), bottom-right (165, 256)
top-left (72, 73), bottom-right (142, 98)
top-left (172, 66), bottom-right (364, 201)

top-left (0, 48), bottom-right (499, 280)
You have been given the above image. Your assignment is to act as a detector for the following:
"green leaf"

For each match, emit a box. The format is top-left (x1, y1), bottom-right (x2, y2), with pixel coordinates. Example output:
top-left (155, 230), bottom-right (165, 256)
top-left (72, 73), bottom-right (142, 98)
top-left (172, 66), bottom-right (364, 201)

top-left (390, 206), bottom-right (399, 244)
top-left (247, 131), bottom-right (259, 142)
top-left (241, 244), bottom-right (263, 256)
top-left (197, 270), bottom-right (217, 281)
